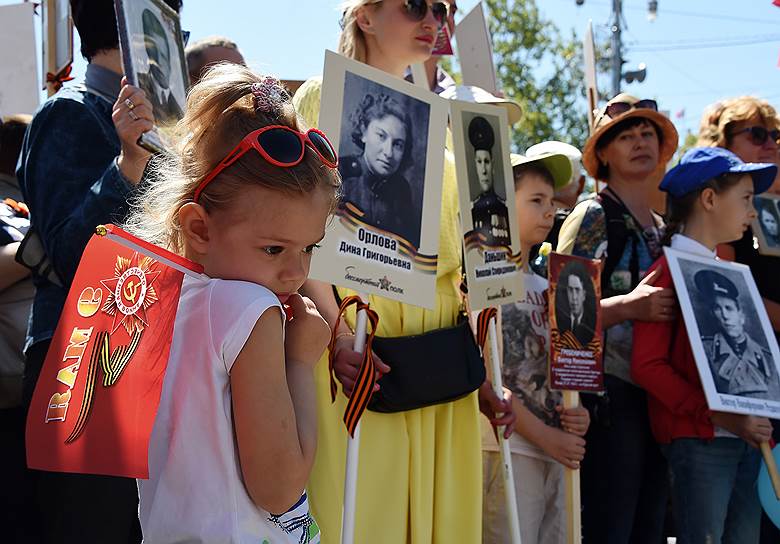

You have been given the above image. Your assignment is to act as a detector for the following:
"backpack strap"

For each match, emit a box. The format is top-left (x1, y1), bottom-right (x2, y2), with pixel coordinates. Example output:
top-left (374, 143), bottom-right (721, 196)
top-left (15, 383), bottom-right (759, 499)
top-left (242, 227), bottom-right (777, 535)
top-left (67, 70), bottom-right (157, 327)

top-left (597, 191), bottom-right (640, 297)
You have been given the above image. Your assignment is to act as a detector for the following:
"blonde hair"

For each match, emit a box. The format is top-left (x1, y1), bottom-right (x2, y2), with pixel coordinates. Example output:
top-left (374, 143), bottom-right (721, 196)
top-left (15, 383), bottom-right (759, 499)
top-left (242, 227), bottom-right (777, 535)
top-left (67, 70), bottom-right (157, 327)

top-left (124, 64), bottom-right (341, 255)
top-left (697, 96), bottom-right (780, 149)
top-left (338, 0), bottom-right (380, 62)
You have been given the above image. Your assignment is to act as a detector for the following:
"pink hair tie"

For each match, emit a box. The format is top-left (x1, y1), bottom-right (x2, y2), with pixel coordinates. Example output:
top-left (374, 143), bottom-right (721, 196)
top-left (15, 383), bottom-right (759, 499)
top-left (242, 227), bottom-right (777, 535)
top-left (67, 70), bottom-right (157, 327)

top-left (251, 76), bottom-right (288, 115)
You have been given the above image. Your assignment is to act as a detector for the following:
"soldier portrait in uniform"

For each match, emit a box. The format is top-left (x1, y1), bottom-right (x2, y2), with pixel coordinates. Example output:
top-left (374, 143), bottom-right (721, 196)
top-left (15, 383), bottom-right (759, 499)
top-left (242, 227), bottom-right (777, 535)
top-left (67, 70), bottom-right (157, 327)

top-left (116, 0), bottom-right (188, 128)
top-left (554, 259), bottom-right (597, 348)
top-left (752, 195), bottom-right (780, 255)
top-left (466, 115), bottom-right (510, 247)
top-left (337, 71), bottom-right (430, 248)
top-left (694, 269), bottom-right (780, 399)
top-left (666, 247), bottom-right (780, 417)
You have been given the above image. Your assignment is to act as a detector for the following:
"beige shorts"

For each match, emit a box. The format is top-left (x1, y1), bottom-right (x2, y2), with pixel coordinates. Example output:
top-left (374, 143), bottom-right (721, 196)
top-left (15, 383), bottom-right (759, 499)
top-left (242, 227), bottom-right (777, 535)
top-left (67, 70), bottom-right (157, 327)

top-left (482, 451), bottom-right (565, 544)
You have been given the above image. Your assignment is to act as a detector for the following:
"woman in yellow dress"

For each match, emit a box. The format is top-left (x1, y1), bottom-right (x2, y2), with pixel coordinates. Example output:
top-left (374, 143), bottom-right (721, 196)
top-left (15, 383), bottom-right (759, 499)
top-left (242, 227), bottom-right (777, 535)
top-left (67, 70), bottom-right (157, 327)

top-left (294, 1), bottom-right (514, 542)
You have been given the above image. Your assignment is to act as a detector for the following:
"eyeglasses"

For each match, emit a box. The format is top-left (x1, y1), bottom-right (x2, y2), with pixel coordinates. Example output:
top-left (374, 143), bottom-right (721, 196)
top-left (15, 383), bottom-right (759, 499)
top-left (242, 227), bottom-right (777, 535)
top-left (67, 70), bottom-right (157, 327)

top-left (729, 126), bottom-right (780, 147)
top-left (399, 0), bottom-right (450, 28)
top-left (603, 98), bottom-right (658, 120)
top-left (194, 126), bottom-right (339, 202)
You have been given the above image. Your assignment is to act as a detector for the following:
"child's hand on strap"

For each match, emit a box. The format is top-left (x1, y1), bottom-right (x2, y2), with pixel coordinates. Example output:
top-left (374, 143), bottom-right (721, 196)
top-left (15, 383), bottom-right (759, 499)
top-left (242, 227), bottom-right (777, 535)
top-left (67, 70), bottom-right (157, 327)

top-left (556, 405), bottom-right (590, 436)
top-left (538, 426), bottom-right (586, 470)
top-left (710, 412), bottom-right (773, 448)
top-left (284, 294), bottom-right (331, 367)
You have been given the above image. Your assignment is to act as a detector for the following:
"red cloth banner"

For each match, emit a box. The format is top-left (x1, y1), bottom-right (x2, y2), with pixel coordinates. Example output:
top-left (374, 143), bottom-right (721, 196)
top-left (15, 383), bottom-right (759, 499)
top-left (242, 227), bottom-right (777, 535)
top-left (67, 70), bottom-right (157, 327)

top-left (26, 225), bottom-right (202, 478)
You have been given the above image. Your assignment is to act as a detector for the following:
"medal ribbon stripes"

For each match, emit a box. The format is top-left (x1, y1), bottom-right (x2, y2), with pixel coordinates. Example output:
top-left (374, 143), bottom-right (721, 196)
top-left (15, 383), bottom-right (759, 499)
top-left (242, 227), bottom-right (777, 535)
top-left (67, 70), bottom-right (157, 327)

top-left (336, 203), bottom-right (438, 274)
top-left (464, 230), bottom-right (523, 265)
top-left (26, 224), bottom-right (205, 478)
top-left (476, 307), bottom-right (498, 352)
top-left (327, 295), bottom-right (380, 437)
top-left (550, 328), bottom-right (602, 354)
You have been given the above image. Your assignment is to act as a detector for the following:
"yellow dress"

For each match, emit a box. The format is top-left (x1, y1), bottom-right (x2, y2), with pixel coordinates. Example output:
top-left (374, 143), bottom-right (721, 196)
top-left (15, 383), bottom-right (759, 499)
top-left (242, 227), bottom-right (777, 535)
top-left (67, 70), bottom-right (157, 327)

top-left (294, 78), bottom-right (482, 544)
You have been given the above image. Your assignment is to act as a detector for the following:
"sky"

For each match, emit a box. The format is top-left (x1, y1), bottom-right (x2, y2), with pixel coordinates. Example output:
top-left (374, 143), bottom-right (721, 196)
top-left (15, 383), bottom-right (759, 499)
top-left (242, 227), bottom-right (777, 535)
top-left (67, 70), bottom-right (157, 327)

top-left (4, 0), bottom-right (780, 146)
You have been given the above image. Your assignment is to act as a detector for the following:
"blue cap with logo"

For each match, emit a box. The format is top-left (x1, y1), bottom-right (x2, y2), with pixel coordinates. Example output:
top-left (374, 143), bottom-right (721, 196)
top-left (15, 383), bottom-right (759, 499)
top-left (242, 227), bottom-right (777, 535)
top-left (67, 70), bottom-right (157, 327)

top-left (660, 147), bottom-right (777, 198)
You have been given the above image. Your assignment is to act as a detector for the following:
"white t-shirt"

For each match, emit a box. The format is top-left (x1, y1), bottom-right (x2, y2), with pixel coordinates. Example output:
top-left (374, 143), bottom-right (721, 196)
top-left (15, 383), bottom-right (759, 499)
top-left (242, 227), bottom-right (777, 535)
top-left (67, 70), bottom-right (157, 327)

top-left (482, 272), bottom-right (561, 460)
top-left (138, 276), bottom-right (320, 544)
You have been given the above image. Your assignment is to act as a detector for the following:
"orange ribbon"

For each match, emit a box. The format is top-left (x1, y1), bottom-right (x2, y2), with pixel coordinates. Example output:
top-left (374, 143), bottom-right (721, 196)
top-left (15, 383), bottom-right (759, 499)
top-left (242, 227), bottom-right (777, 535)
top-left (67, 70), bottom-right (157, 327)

top-left (46, 64), bottom-right (75, 92)
top-left (476, 307), bottom-right (497, 352)
top-left (327, 295), bottom-right (380, 437)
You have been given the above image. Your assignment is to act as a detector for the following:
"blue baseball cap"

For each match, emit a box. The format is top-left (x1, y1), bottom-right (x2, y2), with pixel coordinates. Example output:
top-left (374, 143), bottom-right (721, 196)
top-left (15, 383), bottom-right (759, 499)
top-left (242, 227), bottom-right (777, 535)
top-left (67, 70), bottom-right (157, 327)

top-left (659, 147), bottom-right (777, 198)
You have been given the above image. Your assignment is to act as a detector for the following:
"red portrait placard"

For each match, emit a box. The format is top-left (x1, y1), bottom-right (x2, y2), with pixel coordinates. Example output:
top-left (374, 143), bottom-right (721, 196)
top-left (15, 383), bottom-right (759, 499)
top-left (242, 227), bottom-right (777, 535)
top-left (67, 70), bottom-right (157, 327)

top-left (26, 225), bottom-right (204, 478)
top-left (548, 252), bottom-right (605, 392)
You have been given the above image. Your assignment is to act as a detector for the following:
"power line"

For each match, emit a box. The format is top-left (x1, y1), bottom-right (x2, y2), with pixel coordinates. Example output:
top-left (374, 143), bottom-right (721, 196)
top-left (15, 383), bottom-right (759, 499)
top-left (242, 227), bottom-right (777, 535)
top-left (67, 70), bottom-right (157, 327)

top-left (623, 5), bottom-right (780, 26)
top-left (629, 34), bottom-right (780, 52)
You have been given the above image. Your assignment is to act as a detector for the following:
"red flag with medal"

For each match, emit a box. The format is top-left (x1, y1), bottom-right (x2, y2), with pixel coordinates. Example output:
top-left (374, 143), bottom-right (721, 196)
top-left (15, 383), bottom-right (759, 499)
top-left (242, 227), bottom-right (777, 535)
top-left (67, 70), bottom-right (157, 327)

top-left (26, 224), bottom-right (205, 478)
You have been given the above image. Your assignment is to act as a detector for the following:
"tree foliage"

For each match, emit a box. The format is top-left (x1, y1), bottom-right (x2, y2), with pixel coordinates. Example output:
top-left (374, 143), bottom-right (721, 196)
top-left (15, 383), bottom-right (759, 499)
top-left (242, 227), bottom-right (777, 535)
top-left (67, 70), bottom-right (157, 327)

top-left (483, 0), bottom-right (592, 152)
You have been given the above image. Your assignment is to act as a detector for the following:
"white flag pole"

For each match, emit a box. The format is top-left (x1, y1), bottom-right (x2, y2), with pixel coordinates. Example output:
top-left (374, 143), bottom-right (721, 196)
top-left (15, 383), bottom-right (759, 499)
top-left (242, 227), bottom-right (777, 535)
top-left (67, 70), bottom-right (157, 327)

top-left (487, 315), bottom-right (523, 544)
top-left (340, 293), bottom-right (369, 544)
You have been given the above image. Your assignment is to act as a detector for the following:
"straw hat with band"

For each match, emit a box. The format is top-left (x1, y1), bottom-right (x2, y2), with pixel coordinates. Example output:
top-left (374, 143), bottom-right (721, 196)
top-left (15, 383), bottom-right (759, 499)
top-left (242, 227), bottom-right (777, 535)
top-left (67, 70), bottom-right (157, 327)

top-left (439, 85), bottom-right (523, 126)
top-left (582, 93), bottom-right (679, 181)
top-left (510, 152), bottom-right (572, 190)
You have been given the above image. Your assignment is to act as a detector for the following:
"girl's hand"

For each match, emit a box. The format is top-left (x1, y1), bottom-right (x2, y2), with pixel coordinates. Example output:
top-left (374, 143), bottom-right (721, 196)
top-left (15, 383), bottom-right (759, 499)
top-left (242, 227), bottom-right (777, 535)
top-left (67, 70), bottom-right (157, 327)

top-left (284, 294), bottom-right (331, 367)
top-left (113, 78), bottom-right (154, 184)
top-left (538, 426), bottom-right (586, 470)
top-left (331, 334), bottom-right (390, 397)
top-left (556, 405), bottom-right (590, 436)
top-left (623, 264), bottom-right (677, 322)
top-left (710, 412), bottom-right (773, 448)
top-left (478, 381), bottom-right (516, 439)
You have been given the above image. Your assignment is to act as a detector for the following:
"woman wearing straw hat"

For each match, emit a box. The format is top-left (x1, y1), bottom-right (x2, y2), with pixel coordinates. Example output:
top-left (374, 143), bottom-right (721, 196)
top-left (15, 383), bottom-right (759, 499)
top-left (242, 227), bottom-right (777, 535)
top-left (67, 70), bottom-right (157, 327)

top-left (557, 93), bottom-right (679, 543)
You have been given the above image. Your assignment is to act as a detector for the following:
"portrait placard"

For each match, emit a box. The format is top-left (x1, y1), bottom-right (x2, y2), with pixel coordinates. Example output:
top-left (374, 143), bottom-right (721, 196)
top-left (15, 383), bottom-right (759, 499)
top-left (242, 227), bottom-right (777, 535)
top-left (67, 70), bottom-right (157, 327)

top-left (313, 50), bottom-right (449, 309)
top-left (42, 0), bottom-right (73, 92)
top-left (548, 252), bottom-right (604, 392)
top-left (454, 2), bottom-right (498, 95)
top-left (0, 3), bottom-right (39, 117)
top-left (665, 247), bottom-right (780, 418)
top-left (115, 0), bottom-right (189, 153)
top-left (450, 100), bottom-right (522, 310)
top-left (752, 194), bottom-right (780, 257)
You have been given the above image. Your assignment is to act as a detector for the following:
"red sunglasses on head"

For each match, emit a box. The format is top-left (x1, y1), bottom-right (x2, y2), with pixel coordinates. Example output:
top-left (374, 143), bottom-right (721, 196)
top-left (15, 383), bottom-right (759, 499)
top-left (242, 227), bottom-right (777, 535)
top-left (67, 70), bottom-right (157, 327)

top-left (194, 125), bottom-right (339, 202)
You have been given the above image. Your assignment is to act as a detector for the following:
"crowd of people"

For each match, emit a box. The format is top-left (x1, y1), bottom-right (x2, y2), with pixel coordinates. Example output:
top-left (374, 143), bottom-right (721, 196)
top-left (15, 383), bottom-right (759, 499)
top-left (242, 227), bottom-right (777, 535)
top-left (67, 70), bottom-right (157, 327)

top-left (2, 0), bottom-right (780, 543)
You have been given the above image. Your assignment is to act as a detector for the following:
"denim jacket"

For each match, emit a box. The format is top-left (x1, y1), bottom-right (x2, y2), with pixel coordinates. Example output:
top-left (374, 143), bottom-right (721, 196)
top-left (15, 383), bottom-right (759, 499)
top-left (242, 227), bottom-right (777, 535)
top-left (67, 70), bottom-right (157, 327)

top-left (16, 64), bottom-right (135, 352)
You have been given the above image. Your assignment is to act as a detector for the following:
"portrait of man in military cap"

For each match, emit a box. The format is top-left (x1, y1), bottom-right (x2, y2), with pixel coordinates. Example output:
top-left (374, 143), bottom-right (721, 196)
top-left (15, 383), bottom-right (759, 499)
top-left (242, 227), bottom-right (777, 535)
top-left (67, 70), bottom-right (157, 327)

top-left (466, 115), bottom-right (510, 247)
top-left (665, 249), bottom-right (780, 417)
top-left (116, 0), bottom-right (189, 129)
top-left (337, 71), bottom-right (431, 248)
top-left (694, 269), bottom-right (780, 400)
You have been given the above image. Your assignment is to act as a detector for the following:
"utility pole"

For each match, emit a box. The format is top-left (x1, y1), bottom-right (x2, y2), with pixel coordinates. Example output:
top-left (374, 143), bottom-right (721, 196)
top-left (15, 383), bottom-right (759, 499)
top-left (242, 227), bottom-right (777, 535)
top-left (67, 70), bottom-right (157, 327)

top-left (610, 0), bottom-right (623, 97)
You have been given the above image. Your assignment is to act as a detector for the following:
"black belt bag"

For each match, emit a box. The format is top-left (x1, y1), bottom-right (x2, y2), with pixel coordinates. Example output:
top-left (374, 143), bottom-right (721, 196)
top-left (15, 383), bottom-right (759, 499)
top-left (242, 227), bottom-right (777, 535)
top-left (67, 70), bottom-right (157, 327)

top-left (367, 319), bottom-right (486, 413)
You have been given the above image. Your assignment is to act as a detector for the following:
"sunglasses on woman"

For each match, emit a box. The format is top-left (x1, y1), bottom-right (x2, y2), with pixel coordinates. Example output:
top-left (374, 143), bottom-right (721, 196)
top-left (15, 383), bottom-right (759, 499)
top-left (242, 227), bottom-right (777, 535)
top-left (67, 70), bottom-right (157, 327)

top-left (729, 126), bottom-right (780, 147)
top-left (395, 0), bottom-right (450, 27)
top-left (194, 125), bottom-right (338, 202)
top-left (603, 98), bottom-right (658, 120)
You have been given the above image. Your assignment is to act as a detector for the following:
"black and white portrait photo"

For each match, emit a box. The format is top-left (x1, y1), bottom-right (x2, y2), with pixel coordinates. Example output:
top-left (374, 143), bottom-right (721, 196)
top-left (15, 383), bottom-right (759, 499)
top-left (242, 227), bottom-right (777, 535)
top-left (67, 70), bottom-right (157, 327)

top-left (115, 0), bottom-right (188, 128)
top-left (310, 51), bottom-right (449, 309)
top-left (464, 113), bottom-right (510, 247)
top-left (338, 70), bottom-right (430, 248)
top-left (752, 195), bottom-right (780, 256)
top-left (666, 247), bottom-right (780, 417)
top-left (554, 259), bottom-right (597, 348)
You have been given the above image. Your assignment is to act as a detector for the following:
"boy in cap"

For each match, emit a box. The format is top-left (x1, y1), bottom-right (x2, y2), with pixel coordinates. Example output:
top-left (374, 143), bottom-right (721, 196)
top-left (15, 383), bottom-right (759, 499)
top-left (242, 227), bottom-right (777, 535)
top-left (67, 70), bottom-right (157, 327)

top-left (482, 150), bottom-right (590, 544)
top-left (632, 146), bottom-right (777, 542)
